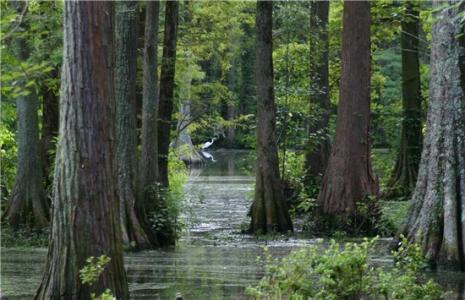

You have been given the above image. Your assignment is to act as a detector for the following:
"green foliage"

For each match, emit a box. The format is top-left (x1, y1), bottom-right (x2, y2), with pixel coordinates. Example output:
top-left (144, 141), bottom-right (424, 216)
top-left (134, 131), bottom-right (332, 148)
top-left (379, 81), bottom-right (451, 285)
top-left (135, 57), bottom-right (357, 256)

top-left (1, 1), bottom-right (63, 205)
top-left (0, 125), bottom-right (17, 200)
top-left (79, 255), bottom-right (116, 300)
top-left (303, 196), bottom-right (387, 237)
top-left (1, 1), bottom-right (62, 99)
top-left (80, 255), bottom-right (111, 285)
top-left (166, 151), bottom-right (189, 234)
top-left (247, 237), bottom-right (442, 300)
top-left (175, 1), bottom-right (256, 148)
top-left (148, 151), bottom-right (189, 240)
top-left (282, 152), bottom-right (397, 236)
top-left (277, 151), bottom-right (318, 217)
top-left (380, 200), bottom-right (411, 230)
top-left (0, 226), bottom-right (48, 248)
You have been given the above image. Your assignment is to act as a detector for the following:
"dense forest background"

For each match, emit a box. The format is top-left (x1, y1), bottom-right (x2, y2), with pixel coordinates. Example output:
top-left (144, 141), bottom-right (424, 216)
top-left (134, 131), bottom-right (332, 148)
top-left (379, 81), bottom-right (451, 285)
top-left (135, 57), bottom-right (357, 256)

top-left (1, 1), bottom-right (464, 299)
top-left (1, 0), bottom-right (434, 203)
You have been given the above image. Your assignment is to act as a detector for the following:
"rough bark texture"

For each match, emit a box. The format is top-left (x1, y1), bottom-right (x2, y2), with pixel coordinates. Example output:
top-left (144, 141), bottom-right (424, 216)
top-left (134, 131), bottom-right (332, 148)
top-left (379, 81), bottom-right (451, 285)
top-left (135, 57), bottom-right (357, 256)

top-left (157, 0), bottom-right (179, 188)
top-left (35, 2), bottom-right (129, 299)
top-left (249, 1), bottom-right (293, 234)
top-left (398, 0), bottom-right (465, 271)
top-left (140, 1), bottom-right (160, 206)
top-left (138, 1), bottom-right (166, 247)
top-left (115, 1), bottom-right (156, 250)
top-left (316, 1), bottom-right (379, 229)
top-left (4, 1), bottom-right (49, 230)
top-left (386, 1), bottom-right (423, 198)
top-left (40, 68), bottom-right (59, 189)
top-left (305, 0), bottom-right (331, 180)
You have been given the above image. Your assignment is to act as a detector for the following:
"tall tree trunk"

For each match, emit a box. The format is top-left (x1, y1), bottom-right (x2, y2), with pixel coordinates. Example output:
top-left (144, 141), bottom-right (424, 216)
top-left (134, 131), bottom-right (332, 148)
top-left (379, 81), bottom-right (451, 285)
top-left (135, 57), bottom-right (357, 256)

top-left (35, 2), bottom-right (129, 299)
top-left (140, 1), bottom-right (160, 192)
top-left (4, 1), bottom-right (48, 230)
top-left (305, 0), bottom-right (331, 180)
top-left (386, 1), bottom-right (423, 198)
top-left (115, 1), bottom-right (156, 250)
top-left (316, 1), bottom-right (379, 231)
top-left (248, 1), bottom-right (293, 234)
top-left (398, 0), bottom-right (465, 271)
top-left (157, 0), bottom-right (179, 188)
top-left (139, 1), bottom-right (166, 247)
top-left (40, 68), bottom-right (59, 189)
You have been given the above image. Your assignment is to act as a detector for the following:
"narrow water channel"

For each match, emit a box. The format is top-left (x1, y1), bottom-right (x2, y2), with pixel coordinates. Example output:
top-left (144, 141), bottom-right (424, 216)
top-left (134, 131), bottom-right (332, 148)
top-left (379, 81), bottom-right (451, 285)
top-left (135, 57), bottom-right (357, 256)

top-left (1, 150), bottom-right (464, 299)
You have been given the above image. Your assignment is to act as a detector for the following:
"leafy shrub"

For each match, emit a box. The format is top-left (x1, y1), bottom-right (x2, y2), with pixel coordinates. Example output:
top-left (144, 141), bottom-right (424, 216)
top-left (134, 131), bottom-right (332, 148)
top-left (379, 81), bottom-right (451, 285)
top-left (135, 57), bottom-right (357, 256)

top-left (79, 255), bottom-right (115, 300)
top-left (278, 151), bottom-right (319, 215)
top-left (148, 151), bottom-right (188, 241)
top-left (247, 236), bottom-right (442, 300)
top-left (0, 125), bottom-right (17, 203)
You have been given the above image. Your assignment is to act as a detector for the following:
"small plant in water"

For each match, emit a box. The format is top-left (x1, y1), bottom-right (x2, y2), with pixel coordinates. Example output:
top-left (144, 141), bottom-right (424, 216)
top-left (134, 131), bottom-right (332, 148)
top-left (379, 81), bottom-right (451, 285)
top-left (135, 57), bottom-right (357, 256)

top-left (247, 236), bottom-right (442, 299)
top-left (79, 255), bottom-right (115, 300)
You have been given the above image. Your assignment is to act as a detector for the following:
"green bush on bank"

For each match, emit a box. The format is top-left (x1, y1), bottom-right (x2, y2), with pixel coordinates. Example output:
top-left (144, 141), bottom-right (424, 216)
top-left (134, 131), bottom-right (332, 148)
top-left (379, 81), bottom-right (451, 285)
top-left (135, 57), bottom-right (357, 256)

top-left (247, 236), bottom-right (442, 300)
top-left (148, 151), bottom-right (189, 241)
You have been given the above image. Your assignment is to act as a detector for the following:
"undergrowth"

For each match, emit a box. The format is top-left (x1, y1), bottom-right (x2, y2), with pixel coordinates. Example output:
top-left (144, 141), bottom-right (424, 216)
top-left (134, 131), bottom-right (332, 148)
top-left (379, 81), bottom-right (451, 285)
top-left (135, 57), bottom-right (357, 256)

top-left (247, 236), bottom-right (442, 300)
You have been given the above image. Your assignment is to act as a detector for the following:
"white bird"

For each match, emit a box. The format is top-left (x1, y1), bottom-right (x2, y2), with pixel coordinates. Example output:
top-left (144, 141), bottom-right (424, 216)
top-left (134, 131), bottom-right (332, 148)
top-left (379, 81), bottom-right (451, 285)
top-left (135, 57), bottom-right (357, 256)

top-left (200, 150), bottom-right (216, 162)
top-left (201, 137), bottom-right (217, 149)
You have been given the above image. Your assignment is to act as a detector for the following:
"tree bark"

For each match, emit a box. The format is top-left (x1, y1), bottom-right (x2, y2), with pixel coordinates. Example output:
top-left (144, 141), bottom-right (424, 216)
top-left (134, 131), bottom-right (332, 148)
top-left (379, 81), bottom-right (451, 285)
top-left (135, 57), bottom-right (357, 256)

top-left (316, 1), bottom-right (379, 231)
top-left (4, 1), bottom-right (49, 230)
top-left (386, 1), bottom-right (423, 198)
top-left (40, 68), bottom-right (59, 189)
top-left (140, 1), bottom-right (160, 192)
top-left (35, 2), bottom-right (129, 299)
top-left (398, 0), bottom-right (465, 271)
top-left (138, 1), bottom-right (167, 247)
top-left (115, 1), bottom-right (157, 250)
top-left (157, 0), bottom-right (179, 188)
top-left (305, 0), bottom-right (331, 180)
top-left (248, 1), bottom-right (293, 234)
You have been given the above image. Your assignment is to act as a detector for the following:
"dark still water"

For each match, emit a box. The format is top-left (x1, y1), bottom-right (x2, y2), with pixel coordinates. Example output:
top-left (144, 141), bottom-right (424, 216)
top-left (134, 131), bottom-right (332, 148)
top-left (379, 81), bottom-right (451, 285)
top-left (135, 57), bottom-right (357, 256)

top-left (1, 150), bottom-right (464, 299)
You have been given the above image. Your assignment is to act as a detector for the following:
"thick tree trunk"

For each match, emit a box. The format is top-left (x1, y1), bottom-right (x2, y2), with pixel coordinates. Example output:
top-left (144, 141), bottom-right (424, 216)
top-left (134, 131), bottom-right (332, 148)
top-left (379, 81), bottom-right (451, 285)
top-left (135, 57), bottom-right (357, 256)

top-left (386, 1), bottom-right (423, 198)
top-left (249, 1), bottom-right (293, 234)
top-left (138, 1), bottom-right (163, 247)
top-left (4, 1), bottom-right (48, 230)
top-left (398, 0), bottom-right (465, 271)
top-left (40, 68), bottom-right (59, 189)
top-left (157, 0), bottom-right (179, 188)
top-left (305, 0), bottom-right (331, 180)
top-left (115, 1), bottom-right (156, 250)
top-left (35, 2), bottom-right (129, 299)
top-left (316, 1), bottom-right (379, 231)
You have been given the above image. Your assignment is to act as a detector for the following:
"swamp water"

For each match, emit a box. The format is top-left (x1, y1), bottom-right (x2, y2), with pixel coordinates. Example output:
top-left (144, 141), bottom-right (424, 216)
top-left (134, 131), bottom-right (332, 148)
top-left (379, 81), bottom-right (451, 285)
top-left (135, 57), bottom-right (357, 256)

top-left (1, 150), bottom-right (464, 299)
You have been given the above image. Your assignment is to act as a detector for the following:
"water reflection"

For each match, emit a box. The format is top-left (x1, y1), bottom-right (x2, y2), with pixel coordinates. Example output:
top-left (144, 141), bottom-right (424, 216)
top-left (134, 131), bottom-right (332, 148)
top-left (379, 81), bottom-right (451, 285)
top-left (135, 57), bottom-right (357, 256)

top-left (1, 150), bottom-right (465, 299)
